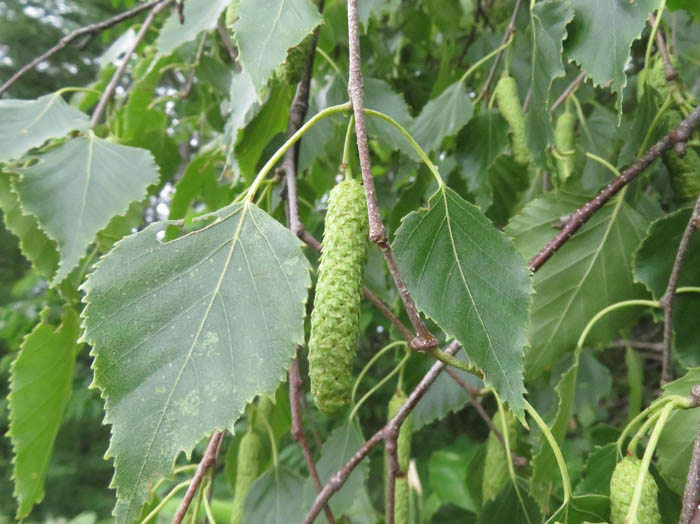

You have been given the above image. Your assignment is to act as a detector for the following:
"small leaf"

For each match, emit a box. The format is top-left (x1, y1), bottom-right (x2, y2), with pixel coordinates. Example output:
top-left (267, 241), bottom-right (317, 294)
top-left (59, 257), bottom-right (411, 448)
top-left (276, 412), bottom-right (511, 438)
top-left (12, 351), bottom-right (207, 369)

top-left (575, 443), bottom-right (617, 496)
top-left (81, 202), bottom-right (311, 523)
top-left (547, 493), bottom-right (609, 523)
top-left (156, 0), bottom-right (230, 56)
top-left (8, 306), bottom-right (81, 519)
top-left (0, 93), bottom-right (89, 163)
top-left (412, 81), bottom-right (474, 154)
top-left (12, 134), bottom-right (160, 285)
top-left (242, 466), bottom-right (306, 523)
top-left (364, 78), bottom-right (416, 159)
top-left (234, 0), bottom-right (322, 94)
top-left (394, 186), bottom-right (532, 415)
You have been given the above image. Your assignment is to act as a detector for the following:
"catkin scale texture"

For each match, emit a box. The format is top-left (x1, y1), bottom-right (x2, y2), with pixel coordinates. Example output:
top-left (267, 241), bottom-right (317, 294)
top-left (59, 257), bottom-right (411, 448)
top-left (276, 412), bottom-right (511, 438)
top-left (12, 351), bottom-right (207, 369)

top-left (230, 429), bottom-right (262, 524)
top-left (308, 179), bottom-right (369, 414)
top-left (494, 75), bottom-right (531, 166)
top-left (609, 456), bottom-right (660, 524)
top-left (554, 111), bottom-right (576, 183)
top-left (386, 389), bottom-right (413, 524)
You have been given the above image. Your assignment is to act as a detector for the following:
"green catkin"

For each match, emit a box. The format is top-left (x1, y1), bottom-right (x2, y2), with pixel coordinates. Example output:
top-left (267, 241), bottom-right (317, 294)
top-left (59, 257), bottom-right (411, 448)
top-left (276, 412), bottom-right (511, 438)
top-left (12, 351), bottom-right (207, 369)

top-left (308, 179), bottom-right (369, 414)
top-left (554, 110), bottom-right (576, 183)
top-left (386, 389), bottom-right (413, 524)
top-left (494, 75), bottom-right (531, 166)
top-left (609, 456), bottom-right (661, 524)
top-left (230, 428), bottom-right (262, 524)
top-left (662, 110), bottom-right (700, 201)
top-left (481, 409), bottom-right (517, 503)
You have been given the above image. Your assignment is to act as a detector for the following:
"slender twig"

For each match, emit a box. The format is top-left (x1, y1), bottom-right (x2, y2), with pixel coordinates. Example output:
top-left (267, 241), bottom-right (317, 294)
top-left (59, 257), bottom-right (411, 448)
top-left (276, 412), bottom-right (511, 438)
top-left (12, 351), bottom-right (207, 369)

top-left (550, 71), bottom-right (586, 112)
top-left (681, 387), bottom-right (700, 524)
top-left (90, 0), bottom-right (171, 129)
top-left (302, 341), bottom-right (461, 524)
top-left (650, 13), bottom-right (678, 81)
top-left (660, 194), bottom-right (700, 384)
top-left (478, 0), bottom-right (523, 101)
top-left (216, 19), bottom-right (238, 63)
top-left (0, 0), bottom-right (163, 97)
top-left (363, 287), bottom-right (415, 342)
top-left (346, 0), bottom-right (437, 351)
top-left (385, 428), bottom-right (399, 524)
top-left (180, 34), bottom-right (207, 99)
top-left (172, 430), bottom-right (224, 524)
top-left (530, 104), bottom-right (700, 272)
top-left (290, 357), bottom-right (336, 524)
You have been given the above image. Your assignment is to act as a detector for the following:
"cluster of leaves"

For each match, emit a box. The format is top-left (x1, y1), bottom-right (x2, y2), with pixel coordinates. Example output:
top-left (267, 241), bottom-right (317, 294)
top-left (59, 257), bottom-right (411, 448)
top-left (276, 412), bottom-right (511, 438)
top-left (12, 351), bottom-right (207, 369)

top-left (0, 0), bottom-right (699, 523)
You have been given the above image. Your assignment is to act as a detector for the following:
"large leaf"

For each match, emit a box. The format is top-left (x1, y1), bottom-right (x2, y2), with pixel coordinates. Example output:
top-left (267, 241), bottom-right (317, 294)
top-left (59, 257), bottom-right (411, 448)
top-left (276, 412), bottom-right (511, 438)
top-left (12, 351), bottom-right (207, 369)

top-left (80, 202), bottom-right (311, 523)
top-left (0, 93), bottom-right (89, 163)
top-left (566, 0), bottom-right (658, 113)
top-left (393, 186), bottom-right (532, 415)
top-left (412, 81), bottom-right (474, 154)
top-left (12, 134), bottom-right (160, 285)
top-left (242, 466), bottom-right (307, 524)
top-left (156, 0), bottom-right (230, 56)
top-left (506, 192), bottom-right (649, 378)
top-left (0, 173), bottom-right (58, 280)
top-left (234, 0), bottom-right (322, 94)
top-left (525, 0), bottom-right (574, 165)
top-left (633, 207), bottom-right (700, 366)
top-left (8, 306), bottom-right (80, 519)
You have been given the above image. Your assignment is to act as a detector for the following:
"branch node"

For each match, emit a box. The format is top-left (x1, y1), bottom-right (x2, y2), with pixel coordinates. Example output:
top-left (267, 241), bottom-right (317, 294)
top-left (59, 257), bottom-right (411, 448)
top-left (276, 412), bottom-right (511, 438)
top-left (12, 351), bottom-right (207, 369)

top-left (410, 334), bottom-right (439, 351)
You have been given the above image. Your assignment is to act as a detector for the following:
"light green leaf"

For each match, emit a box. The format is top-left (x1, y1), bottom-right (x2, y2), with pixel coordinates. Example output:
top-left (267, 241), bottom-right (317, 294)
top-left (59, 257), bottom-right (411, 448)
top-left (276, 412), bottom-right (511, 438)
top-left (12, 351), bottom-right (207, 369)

top-left (429, 447), bottom-right (480, 511)
top-left (525, 0), bottom-right (574, 165)
top-left (0, 173), bottom-right (58, 280)
top-left (506, 192), bottom-right (649, 378)
top-left (412, 81), bottom-right (474, 154)
top-left (364, 78), bottom-right (417, 160)
top-left (242, 466), bottom-right (306, 523)
top-left (547, 493), bottom-right (609, 523)
top-left (566, 0), bottom-right (658, 113)
top-left (81, 202), bottom-right (310, 523)
top-left (156, 0), bottom-right (230, 56)
top-left (0, 93), bottom-right (89, 163)
top-left (234, 0), bottom-right (322, 94)
top-left (8, 306), bottom-right (80, 519)
top-left (393, 186), bottom-right (532, 415)
top-left (13, 134), bottom-right (160, 286)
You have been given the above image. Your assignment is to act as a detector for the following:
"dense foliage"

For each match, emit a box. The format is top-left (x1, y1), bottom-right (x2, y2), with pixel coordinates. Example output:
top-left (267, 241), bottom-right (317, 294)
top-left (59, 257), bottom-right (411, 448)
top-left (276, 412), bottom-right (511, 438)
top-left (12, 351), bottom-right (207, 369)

top-left (1, 0), bottom-right (700, 523)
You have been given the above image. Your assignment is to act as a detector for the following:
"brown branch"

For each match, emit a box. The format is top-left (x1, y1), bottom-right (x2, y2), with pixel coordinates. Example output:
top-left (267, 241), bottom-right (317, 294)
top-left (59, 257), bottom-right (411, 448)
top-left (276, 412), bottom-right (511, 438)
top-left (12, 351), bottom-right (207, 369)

top-left (216, 19), bottom-right (238, 63)
top-left (302, 341), bottom-right (461, 524)
top-left (0, 0), bottom-right (163, 97)
top-left (384, 427), bottom-right (399, 524)
top-left (363, 287), bottom-right (415, 342)
top-left (650, 13), bottom-right (678, 81)
top-left (172, 430), bottom-right (224, 524)
top-left (478, 0), bottom-right (523, 102)
top-left (290, 357), bottom-right (336, 524)
top-left (660, 194), bottom-right (700, 384)
top-left (550, 71), bottom-right (586, 112)
top-left (680, 386), bottom-right (700, 524)
top-left (530, 104), bottom-right (700, 272)
top-left (89, 0), bottom-right (172, 129)
top-left (346, 0), bottom-right (437, 351)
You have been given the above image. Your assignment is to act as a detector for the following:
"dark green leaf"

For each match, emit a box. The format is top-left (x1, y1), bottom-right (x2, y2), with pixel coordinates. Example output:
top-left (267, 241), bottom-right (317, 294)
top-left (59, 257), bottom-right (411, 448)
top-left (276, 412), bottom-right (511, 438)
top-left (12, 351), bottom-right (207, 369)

top-left (477, 478), bottom-right (541, 524)
top-left (242, 466), bottom-right (306, 523)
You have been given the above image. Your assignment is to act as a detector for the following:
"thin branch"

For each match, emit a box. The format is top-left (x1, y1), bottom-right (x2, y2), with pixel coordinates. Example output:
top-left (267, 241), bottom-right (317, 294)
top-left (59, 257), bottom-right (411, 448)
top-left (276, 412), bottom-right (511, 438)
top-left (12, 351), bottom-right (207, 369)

top-left (172, 430), bottom-right (224, 524)
top-left (363, 287), bottom-right (415, 342)
top-left (530, 104), bottom-right (700, 272)
top-left (680, 386), bottom-right (700, 524)
top-left (650, 13), bottom-right (678, 81)
top-left (478, 0), bottom-right (523, 101)
top-left (180, 33), bottom-right (207, 99)
top-left (89, 0), bottom-right (171, 129)
top-left (216, 19), bottom-right (238, 63)
top-left (290, 357), bottom-right (336, 524)
top-left (385, 429), bottom-right (399, 524)
top-left (660, 193), bottom-right (700, 384)
top-left (346, 0), bottom-right (437, 351)
top-left (550, 71), bottom-right (586, 112)
top-left (302, 341), bottom-right (461, 524)
top-left (0, 0), bottom-right (163, 97)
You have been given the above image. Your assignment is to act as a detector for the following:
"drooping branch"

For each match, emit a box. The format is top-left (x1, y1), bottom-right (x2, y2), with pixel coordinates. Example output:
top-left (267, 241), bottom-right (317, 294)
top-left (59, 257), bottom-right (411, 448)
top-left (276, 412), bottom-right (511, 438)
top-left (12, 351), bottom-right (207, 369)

top-left (216, 19), bottom-right (238, 63)
top-left (660, 193), bottom-right (700, 384)
top-left (649, 13), bottom-right (678, 82)
top-left (346, 0), bottom-right (437, 351)
top-left (172, 430), bottom-right (224, 524)
top-left (89, 0), bottom-right (172, 129)
top-left (0, 0), bottom-right (165, 97)
top-left (530, 104), bottom-right (700, 272)
top-left (680, 386), bottom-right (700, 524)
top-left (550, 71), bottom-right (586, 112)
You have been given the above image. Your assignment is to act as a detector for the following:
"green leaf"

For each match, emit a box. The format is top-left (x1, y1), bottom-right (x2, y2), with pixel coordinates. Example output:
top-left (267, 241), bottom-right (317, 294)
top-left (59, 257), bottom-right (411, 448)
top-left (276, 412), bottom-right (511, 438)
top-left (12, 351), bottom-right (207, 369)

top-left (575, 443), bottom-right (617, 496)
top-left (156, 0), bottom-right (230, 56)
top-left (0, 173), bottom-right (58, 280)
top-left (525, 0), bottom-right (574, 165)
top-left (412, 81), bottom-right (474, 154)
top-left (476, 478), bottom-right (542, 524)
top-left (12, 134), bottom-right (160, 285)
top-left (668, 0), bottom-right (700, 17)
top-left (506, 192), bottom-right (649, 378)
top-left (393, 186), bottom-right (532, 415)
top-left (364, 78), bottom-right (416, 160)
top-left (234, 0), bottom-right (322, 94)
top-left (8, 306), bottom-right (80, 519)
top-left (429, 447), bottom-right (479, 511)
top-left (486, 154), bottom-right (530, 227)
top-left (547, 493), bottom-right (609, 523)
top-left (633, 207), bottom-right (700, 366)
top-left (0, 93), bottom-right (89, 163)
top-left (566, 0), bottom-right (657, 114)
top-left (80, 202), bottom-right (311, 523)
top-left (242, 466), bottom-right (306, 523)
